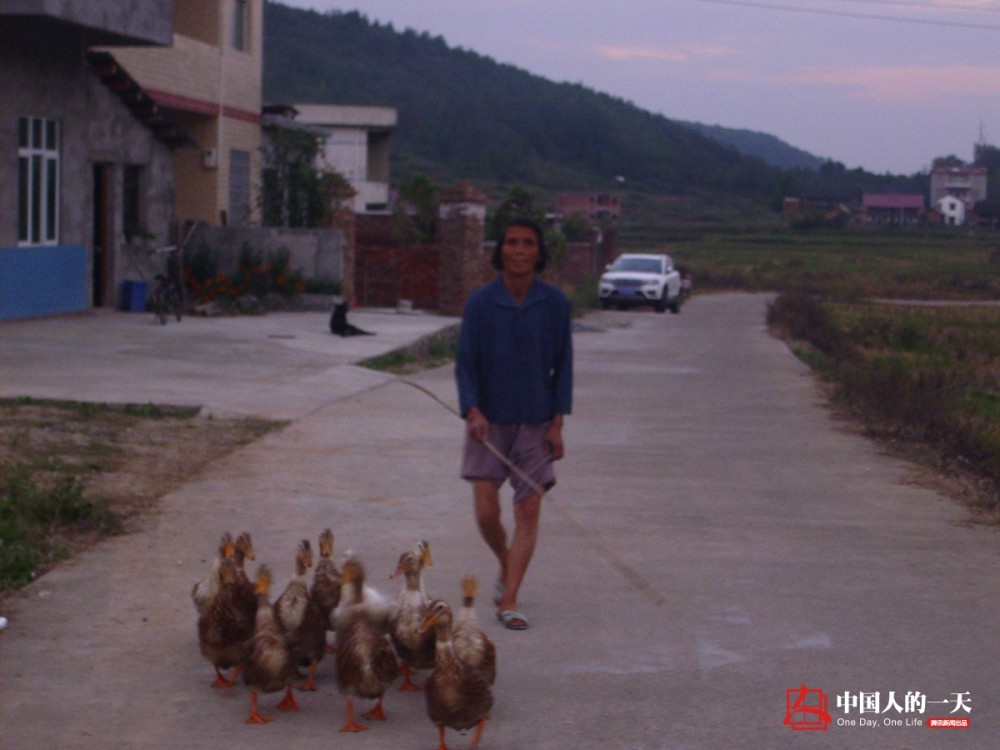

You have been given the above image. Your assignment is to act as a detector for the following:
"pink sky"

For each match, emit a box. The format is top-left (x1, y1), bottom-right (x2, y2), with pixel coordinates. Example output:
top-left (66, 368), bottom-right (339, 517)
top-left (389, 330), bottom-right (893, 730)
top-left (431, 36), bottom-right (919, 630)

top-left (276, 0), bottom-right (1000, 175)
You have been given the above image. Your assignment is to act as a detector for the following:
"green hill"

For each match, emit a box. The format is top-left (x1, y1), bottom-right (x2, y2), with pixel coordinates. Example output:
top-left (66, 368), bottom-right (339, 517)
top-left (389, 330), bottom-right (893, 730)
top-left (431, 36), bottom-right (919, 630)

top-left (683, 122), bottom-right (826, 171)
top-left (262, 2), bottom-right (924, 220)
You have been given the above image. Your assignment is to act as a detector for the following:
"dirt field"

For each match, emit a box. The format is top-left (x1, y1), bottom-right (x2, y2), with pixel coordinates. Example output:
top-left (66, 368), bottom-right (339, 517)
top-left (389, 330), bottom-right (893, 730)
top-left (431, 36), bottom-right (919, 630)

top-left (0, 398), bottom-right (282, 600)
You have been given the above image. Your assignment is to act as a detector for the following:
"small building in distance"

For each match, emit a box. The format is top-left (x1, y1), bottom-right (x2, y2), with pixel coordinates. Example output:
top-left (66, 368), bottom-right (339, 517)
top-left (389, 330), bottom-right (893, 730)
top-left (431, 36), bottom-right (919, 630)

top-left (292, 104), bottom-right (397, 213)
top-left (555, 193), bottom-right (622, 223)
top-left (930, 165), bottom-right (987, 208)
top-left (936, 195), bottom-right (966, 226)
top-left (861, 194), bottom-right (925, 226)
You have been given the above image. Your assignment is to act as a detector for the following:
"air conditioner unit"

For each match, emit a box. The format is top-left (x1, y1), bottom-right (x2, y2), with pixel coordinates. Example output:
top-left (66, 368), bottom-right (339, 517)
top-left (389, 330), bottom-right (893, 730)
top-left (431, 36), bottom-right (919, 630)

top-left (202, 148), bottom-right (218, 169)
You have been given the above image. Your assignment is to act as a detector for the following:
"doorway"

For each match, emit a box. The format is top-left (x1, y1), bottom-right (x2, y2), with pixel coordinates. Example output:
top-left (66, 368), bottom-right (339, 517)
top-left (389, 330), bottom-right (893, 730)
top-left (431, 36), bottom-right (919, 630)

top-left (92, 164), bottom-right (112, 306)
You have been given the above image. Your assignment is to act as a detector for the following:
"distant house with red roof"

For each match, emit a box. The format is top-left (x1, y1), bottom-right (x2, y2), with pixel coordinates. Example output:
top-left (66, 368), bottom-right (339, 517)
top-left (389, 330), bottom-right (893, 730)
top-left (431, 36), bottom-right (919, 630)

top-left (555, 193), bottom-right (622, 222)
top-left (861, 194), bottom-right (925, 226)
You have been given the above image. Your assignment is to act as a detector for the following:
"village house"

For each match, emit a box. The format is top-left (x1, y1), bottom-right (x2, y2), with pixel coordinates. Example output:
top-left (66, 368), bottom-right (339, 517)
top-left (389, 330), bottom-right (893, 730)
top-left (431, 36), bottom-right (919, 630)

top-left (0, 0), bottom-right (263, 321)
top-left (555, 193), bottom-right (622, 223)
top-left (929, 165), bottom-right (987, 227)
top-left (861, 194), bottom-right (925, 226)
top-left (292, 104), bottom-right (398, 214)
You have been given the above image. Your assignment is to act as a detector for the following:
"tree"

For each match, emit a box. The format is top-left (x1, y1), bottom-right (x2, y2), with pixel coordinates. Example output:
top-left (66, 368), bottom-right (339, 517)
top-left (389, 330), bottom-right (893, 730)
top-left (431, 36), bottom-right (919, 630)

top-left (488, 185), bottom-right (544, 240)
top-left (394, 174), bottom-right (441, 243)
top-left (260, 123), bottom-right (344, 228)
top-left (932, 155), bottom-right (966, 168)
top-left (974, 143), bottom-right (1000, 203)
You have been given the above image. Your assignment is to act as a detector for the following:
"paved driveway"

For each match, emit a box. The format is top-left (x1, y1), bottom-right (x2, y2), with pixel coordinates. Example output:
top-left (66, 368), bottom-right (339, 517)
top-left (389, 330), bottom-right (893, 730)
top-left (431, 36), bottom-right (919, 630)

top-left (1, 294), bottom-right (996, 749)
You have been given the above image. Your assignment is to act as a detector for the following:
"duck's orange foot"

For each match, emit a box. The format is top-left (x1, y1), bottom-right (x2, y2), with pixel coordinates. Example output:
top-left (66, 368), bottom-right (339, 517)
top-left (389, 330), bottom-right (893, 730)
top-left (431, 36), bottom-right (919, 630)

top-left (297, 662), bottom-right (319, 691)
top-left (340, 698), bottom-right (368, 732)
top-left (469, 714), bottom-right (490, 749)
top-left (245, 711), bottom-right (272, 725)
top-left (339, 720), bottom-right (368, 733)
top-left (362, 700), bottom-right (388, 721)
top-left (211, 667), bottom-right (236, 688)
top-left (277, 686), bottom-right (301, 711)
top-left (398, 676), bottom-right (422, 692)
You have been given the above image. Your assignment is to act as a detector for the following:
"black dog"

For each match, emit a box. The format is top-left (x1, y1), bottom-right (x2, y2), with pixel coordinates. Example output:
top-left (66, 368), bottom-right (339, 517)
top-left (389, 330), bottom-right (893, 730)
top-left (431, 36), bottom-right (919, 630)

top-left (330, 302), bottom-right (374, 337)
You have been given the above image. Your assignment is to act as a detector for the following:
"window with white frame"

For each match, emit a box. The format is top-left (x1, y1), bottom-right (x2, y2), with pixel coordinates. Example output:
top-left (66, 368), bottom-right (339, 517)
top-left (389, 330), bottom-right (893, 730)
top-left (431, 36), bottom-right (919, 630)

top-left (18, 117), bottom-right (60, 246)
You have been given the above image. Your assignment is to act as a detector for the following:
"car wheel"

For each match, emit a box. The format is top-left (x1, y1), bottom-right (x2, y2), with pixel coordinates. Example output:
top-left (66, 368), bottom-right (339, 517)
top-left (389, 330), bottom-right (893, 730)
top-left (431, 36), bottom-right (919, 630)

top-left (654, 289), bottom-right (667, 313)
top-left (600, 298), bottom-right (610, 310)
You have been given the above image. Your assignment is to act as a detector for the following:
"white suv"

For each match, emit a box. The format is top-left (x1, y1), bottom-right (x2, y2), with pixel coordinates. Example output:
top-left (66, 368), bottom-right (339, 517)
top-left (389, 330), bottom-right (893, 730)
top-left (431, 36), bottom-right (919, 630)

top-left (598, 253), bottom-right (682, 313)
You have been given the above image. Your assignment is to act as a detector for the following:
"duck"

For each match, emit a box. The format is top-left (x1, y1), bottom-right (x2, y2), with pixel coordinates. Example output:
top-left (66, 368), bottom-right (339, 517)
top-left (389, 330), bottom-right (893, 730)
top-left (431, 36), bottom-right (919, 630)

top-left (309, 528), bottom-right (341, 653)
top-left (333, 555), bottom-right (400, 732)
top-left (241, 564), bottom-right (300, 724)
top-left (331, 549), bottom-right (394, 635)
top-left (274, 539), bottom-right (327, 691)
top-left (415, 539), bottom-right (433, 594)
top-left (419, 599), bottom-right (494, 750)
top-left (191, 532), bottom-right (233, 616)
top-left (452, 576), bottom-right (497, 686)
top-left (388, 547), bottom-right (436, 691)
top-left (231, 531), bottom-right (257, 621)
top-left (196, 554), bottom-right (255, 688)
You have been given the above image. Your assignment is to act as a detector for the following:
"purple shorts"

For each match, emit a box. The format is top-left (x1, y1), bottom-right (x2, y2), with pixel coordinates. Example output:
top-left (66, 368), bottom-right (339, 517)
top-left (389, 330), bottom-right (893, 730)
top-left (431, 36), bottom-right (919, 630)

top-left (461, 422), bottom-right (556, 503)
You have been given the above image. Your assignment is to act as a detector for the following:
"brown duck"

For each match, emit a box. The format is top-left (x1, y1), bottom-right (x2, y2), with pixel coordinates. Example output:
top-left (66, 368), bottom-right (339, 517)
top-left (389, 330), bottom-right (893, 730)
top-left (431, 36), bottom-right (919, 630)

top-left (309, 528), bottom-right (340, 653)
top-left (191, 532), bottom-right (233, 617)
top-left (196, 554), bottom-right (254, 688)
top-left (452, 576), bottom-right (497, 686)
top-left (388, 546), bottom-right (436, 691)
top-left (274, 539), bottom-right (327, 691)
top-left (334, 555), bottom-right (400, 732)
top-left (420, 599), bottom-right (494, 750)
top-left (241, 564), bottom-right (300, 724)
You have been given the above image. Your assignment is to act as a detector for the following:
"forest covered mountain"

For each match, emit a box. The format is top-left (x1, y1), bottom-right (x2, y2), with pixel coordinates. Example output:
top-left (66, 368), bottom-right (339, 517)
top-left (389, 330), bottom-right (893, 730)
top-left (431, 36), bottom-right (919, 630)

top-left (262, 2), bottom-right (924, 215)
top-left (683, 123), bottom-right (826, 171)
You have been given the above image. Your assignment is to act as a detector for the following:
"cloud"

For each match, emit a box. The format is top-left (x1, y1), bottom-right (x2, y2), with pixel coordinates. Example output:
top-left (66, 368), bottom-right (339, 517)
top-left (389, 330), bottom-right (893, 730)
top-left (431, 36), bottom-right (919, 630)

top-left (598, 42), bottom-right (735, 64)
top-left (710, 64), bottom-right (1000, 103)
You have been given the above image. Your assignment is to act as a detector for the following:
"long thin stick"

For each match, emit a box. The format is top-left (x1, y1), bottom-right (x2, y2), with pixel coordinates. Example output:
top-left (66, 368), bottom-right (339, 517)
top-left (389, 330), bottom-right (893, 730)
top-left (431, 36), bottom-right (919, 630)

top-left (398, 378), bottom-right (666, 607)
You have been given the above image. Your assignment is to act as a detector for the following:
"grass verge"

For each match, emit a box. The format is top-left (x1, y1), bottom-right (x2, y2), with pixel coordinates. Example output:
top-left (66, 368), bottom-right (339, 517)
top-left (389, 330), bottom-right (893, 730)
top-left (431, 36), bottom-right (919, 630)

top-left (767, 293), bottom-right (1000, 515)
top-left (0, 397), bottom-right (282, 592)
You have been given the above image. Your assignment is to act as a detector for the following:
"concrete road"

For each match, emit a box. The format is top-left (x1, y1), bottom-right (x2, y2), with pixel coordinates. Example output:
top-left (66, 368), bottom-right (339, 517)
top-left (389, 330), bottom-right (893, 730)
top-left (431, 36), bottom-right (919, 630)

top-left (1, 294), bottom-right (997, 749)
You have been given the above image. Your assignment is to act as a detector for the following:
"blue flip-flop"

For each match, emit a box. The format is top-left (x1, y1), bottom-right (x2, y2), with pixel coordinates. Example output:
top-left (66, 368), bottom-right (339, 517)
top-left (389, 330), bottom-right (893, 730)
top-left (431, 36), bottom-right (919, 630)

top-left (497, 609), bottom-right (529, 630)
top-left (493, 578), bottom-right (505, 606)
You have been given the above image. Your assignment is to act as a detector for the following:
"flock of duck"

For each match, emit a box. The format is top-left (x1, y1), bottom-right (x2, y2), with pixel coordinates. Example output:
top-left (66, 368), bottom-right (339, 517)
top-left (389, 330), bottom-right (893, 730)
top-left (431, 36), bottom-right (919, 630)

top-left (192, 531), bottom-right (496, 750)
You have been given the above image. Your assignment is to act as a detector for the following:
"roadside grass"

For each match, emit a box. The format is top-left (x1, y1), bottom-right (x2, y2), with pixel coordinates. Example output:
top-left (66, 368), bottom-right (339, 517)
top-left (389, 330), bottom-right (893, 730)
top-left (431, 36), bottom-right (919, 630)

top-left (0, 397), bottom-right (281, 591)
top-left (657, 226), bottom-right (1000, 514)
top-left (767, 294), bottom-right (1000, 514)
top-left (670, 228), bottom-right (1000, 300)
top-left (360, 326), bottom-right (460, 374)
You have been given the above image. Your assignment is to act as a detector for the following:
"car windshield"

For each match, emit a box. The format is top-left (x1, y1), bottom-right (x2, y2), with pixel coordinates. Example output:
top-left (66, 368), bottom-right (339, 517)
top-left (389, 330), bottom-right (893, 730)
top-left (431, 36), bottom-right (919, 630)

top-left (610, 257), bottom-right (662, 273)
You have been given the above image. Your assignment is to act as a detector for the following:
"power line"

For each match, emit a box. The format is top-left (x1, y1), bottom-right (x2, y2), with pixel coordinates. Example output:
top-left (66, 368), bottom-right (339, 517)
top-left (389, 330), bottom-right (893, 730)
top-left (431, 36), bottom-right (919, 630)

top-left (839, 0), bottom-right (1000, 14)
top-left (692, 0), bottom-right (1000, 30)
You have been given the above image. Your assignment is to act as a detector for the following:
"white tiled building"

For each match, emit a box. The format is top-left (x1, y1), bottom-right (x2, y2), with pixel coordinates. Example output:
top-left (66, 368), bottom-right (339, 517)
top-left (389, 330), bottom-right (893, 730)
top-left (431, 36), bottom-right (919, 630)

top-left (293, 104), bottom-right (398, 213)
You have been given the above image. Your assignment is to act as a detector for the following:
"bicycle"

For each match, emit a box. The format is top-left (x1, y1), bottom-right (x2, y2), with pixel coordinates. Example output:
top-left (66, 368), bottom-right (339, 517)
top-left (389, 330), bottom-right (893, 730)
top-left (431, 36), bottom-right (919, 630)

top-left (150, 245), bottom-right (183, 324)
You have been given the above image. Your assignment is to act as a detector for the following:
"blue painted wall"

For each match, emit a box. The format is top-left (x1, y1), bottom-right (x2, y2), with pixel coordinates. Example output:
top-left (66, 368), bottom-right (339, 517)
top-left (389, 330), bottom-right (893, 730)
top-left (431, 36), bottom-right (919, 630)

top-left (0, 245), bottom-right (89, 320)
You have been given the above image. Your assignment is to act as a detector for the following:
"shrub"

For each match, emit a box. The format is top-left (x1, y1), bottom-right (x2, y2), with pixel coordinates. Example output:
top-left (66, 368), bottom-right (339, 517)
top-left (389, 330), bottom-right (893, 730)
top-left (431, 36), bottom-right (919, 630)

top-left (0, 463), bottom-right (121, 588)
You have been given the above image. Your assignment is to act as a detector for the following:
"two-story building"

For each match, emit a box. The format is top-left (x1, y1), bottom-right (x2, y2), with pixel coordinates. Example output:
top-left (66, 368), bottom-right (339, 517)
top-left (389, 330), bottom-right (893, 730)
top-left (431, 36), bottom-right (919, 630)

top-left (0, 0), bottom-right (263, 321)
top-left (929, 165), bottom-right (987, 227)
top-left (107, 0), bottom-right (264, 228)
top-left (1, 2), bottom-right (177, 320)
top-left (292, 104), bottom-right (398, 214)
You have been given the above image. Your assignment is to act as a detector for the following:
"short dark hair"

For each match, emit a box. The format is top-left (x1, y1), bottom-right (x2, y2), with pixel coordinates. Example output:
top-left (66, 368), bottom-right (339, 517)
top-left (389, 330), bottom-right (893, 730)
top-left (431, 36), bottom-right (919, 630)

top-left (492, 217), bottom-right (547, 273)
